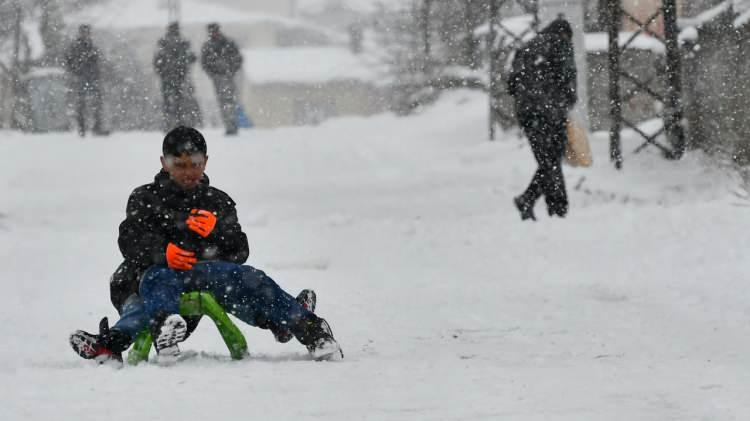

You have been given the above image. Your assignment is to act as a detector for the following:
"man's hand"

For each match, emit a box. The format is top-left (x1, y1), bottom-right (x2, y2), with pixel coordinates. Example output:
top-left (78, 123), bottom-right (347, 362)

top-left (187, 209), bottom-right (217, 238)
top-left (166, 242), bottom-right (197, 270)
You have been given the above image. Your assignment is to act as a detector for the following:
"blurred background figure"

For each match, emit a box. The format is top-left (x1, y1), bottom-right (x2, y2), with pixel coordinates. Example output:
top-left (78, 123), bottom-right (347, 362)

top-left (201, 23), bottom-right (242, 135)
top-left (508, 17), bottom-right (578, 221)
top-left (153, 22), bottom-right (200, 132)
top-left (64, 24), bottom-right (108, 136)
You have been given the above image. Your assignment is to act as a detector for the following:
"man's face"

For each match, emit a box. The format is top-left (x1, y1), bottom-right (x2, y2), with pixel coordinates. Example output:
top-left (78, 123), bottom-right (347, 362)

top-left (160, 153), bottom-right (208, 191)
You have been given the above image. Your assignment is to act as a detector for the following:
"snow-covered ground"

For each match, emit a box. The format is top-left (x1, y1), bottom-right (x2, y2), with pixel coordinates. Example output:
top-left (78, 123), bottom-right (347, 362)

top-left (1, 91), bottom-right (748, 420)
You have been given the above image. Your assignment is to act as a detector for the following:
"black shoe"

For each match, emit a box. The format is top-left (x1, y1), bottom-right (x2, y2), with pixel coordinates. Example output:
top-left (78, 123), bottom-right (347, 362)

top-left (69, 317), bottom-right (125, 364)
top-left (296, 289), bottom-right (316, 313)
top-left (548, 207), bottom-right (567, 218)
top-left (546, 200), bottom-right (568, 218)
top-left (151, 314), bottom-right (187, 359)
top-left (301, 317), bottom-right (343, 361)
top-left (271, 289), bottom-right (317, 343)
top-left (513, 196), bottom-right (536, 221)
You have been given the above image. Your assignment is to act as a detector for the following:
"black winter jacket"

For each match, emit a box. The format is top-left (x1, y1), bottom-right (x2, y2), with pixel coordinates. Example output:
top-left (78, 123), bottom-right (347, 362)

top-left (154, 35), bottom-right (197, 82)
top-left (508, 31), bottom-right (577, 119)
top-left (110, 170), bottom-right (249, 309)
top-left (64, 37), bottom-right (102, 80)
top-left (200, 35), bottom-right (242, 77)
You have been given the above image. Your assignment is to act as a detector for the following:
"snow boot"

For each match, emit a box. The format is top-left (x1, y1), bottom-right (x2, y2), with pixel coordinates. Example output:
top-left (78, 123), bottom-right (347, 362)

top-left (546, 197), bottom-right (568, 218)
top-left (151, 313), bottom-right (188, 360)
top-left (69, 317), bottom-right (128, 364)
top-left (272, 289), bottom-right (317, 343)
top-left (514, 196), bottom-right (536, 221)
top-left (299, 316), bottom-right (343, 361)
top-left (297, 289), bottom-right (317, 313)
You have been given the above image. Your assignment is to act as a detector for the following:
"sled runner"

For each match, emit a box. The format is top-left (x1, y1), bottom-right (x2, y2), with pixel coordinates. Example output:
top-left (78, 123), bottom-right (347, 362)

top-left (127, 291), bottom-right (248, 365)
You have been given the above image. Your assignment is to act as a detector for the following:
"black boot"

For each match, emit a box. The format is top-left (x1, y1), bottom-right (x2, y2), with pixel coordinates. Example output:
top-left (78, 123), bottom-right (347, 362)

top-left (149, 312), bottom-right (187, 359)
top-left (546, 196), bottom-right (568, 218)
top-left (513, 196), bottom-right (536, 221)
top-left (297, 316), bottom-right (343, 361)
top-left (69, 317), bottom-right (129, 364)
top-left (272, 289), bottom-right (318, 343)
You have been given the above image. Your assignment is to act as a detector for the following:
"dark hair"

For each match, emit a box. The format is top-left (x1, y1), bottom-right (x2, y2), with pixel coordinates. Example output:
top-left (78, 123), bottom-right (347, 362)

top-left (162, 126), bottom-right (207, 157)
top-left (208, 23), bottom-right (220, 33)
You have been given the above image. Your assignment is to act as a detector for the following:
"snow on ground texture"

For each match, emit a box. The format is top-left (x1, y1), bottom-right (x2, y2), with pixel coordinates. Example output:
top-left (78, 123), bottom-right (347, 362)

top-left (1, 91), bottom-right (748, 420)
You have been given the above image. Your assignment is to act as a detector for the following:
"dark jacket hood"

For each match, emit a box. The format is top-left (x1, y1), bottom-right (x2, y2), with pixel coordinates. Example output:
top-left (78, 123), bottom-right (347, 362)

top-left (542, 18), bottom-right (573, 39)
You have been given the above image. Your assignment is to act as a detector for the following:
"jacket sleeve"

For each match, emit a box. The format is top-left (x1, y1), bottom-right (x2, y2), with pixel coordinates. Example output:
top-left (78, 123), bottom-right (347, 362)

top-left (201, 44), bottom-right (217, 75)
top-left (153, 47), bottom-right (165, 75)
top-left (214, 197), bottom-right (250, 264)
top-left (118, 190), bottom-right (169, 267)
top-left (228, 41), bottom-right (242, 75)
top-left (187, 45), bottom-right (197, 65)
top-left (63, 44), bottom-right (77, 74)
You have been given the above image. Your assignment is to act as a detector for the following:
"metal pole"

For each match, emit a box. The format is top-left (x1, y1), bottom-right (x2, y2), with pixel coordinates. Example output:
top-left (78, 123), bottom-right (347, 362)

top-left (662, 0), bottom-right (685, 159)
top-left (607, 0), bottom-right (623, 169)
top-left (488, 0), bottom-right (498, 141)
top-left (10, 0), bottom-right (22, 130)
top-left (422, 0), bottom-right (431, 58)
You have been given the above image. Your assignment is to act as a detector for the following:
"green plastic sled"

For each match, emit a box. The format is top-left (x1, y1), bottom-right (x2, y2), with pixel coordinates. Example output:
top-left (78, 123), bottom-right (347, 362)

top-left (127, 291), bottom-right (248, 365)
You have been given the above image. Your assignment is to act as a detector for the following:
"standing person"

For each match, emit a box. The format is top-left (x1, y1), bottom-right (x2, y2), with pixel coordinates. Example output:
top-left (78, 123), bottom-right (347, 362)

top-left (64, 24), bottom-right (107, 137)
top-left (154, 22), bottom-right (198, 131)
top-left (508, 17), bottom-right (578, 221)
top-left (69, 127), bottom-right (342, 363)
top-left (201, 23), bottom-right (242, 135)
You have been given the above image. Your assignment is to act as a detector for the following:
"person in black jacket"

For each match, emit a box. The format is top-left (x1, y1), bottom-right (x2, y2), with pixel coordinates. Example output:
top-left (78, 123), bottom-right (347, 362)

top-left (201, 23), bottom-right (242, 135)
top-left (154, 22), bottom-right (198, 131)
top-left (508, 17), bottom-right (577, 221)
top-left (63, 24), bottom-right (107, 137)
top-left (70, 127), bottom-right (342, 363)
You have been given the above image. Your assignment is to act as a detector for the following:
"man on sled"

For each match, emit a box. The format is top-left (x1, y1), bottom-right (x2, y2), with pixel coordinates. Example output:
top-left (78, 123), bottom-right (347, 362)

top-left (70, 127), bottom-right (342, 364)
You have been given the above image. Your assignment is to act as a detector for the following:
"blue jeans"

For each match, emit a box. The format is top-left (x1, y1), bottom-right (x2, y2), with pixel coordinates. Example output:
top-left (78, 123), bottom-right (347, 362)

top-left (111, 293), bottom-right (149, 340)
top-left (139, 261), bottom-right (314, 338)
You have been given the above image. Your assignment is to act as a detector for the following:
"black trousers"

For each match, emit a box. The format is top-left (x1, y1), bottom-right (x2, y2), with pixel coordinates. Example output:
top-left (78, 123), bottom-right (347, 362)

top-left (160, 78), bottom-right (187, 131)
top-left (73, 79), bottom-right (103, 135)
top-left (517, 107), bottom-right (569, 216)
top-left (210, 75), bottom-right (238, 134)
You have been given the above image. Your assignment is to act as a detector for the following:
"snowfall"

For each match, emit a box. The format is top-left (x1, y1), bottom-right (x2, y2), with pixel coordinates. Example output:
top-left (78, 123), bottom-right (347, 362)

top-left (1, 90), bottom-right (749, 420)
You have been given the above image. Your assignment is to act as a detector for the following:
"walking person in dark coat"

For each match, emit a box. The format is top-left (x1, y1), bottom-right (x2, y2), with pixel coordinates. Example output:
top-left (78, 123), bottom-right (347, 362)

top-left (201, 23), bottom-right (242, 135)
top-left (154, 22), bottom-right (198, 131)
top-left (69, 127), bottom-right (342, 363)
top-left (64, 24), bottom-right (107, 137)
top-left (508, 17), bottom-right (577, 220)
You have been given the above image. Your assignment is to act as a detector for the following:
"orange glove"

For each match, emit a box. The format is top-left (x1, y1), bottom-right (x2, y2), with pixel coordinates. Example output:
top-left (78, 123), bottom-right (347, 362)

top-left (186, 209), bottom-right (217, 238)
top-left (166, 242), bottom-right (197, 271)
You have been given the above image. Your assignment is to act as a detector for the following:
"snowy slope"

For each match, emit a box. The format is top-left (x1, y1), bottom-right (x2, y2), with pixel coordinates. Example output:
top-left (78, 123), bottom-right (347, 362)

top-left (1, 91), bottom-right (749, 420)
